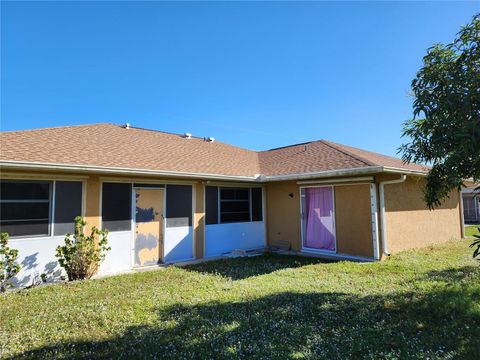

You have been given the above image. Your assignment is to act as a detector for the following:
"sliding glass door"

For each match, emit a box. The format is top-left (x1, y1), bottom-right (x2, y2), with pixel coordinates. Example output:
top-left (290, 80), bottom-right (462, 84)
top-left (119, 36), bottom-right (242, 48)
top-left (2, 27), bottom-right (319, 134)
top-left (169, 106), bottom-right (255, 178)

top-left (301, 186), bottom-right (336, 252)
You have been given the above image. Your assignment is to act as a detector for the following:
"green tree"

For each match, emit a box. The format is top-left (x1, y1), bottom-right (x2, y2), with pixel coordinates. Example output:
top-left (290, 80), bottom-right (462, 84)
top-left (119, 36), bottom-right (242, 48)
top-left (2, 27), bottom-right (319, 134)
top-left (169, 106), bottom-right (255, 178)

top-left (0, 232), bottom-right (21, 292)
top-left (400, 14), bottom-right (480, 208)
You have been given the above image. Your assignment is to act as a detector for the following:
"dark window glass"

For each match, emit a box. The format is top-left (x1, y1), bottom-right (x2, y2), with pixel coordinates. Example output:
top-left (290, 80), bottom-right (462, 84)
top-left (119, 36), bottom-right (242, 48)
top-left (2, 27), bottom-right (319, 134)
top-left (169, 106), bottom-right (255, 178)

top-left (0, 180), bottom-right (51, 237)
top-left (102, 183), bottom-right (132, 231)
top-left (1, 181), bottom-right (50, 200)
top-left (205, 186), bottom-right (218, 225)
top-left (220, 201), bottom-right (250, 213)
top-left (251, 188), bottom-right (263, 221)
top-left (219, 188), bottom-right (251, 224)
top-left (220, 212), bottom-right (250, 223)
top-left (166, 185), bottom-right (192, 227)
top-left (54, 181), bottom-right (83, 235)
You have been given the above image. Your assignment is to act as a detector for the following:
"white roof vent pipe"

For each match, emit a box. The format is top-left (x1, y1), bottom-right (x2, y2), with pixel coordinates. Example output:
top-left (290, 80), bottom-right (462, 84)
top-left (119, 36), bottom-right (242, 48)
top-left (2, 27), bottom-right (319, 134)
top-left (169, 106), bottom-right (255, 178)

top-left (205, 137), bottom-right (215, 143)
top-left (124, 123), bottom-right (130, 129)
top-left (184, 133), bottom-right (192, 139)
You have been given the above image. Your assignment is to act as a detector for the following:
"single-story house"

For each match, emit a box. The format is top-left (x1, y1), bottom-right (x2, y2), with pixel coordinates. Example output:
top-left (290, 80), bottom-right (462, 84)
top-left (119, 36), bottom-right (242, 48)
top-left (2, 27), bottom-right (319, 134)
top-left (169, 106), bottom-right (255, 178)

top-left (462, 185), bottom-right (480, 224)
top-left (0, 123), bottom-right (464, 286)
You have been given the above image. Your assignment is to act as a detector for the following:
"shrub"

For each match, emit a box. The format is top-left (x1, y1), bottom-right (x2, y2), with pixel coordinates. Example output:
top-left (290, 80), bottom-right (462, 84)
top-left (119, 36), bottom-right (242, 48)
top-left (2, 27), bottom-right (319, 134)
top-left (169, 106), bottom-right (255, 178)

top-left (0, 232), bottom-right (21, 292)
top-left (470, 227), bottom-right (480, 261)
top-left (56, 217), bottom-right (110, 281)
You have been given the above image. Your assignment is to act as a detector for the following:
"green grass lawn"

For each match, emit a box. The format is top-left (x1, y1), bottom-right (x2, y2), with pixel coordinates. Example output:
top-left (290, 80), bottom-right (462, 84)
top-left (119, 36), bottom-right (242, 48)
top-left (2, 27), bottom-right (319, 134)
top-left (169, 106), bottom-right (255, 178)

top-left (1, 240), bottom-right (479, 359)
top-left (466, 224), bottom-right (480, 238)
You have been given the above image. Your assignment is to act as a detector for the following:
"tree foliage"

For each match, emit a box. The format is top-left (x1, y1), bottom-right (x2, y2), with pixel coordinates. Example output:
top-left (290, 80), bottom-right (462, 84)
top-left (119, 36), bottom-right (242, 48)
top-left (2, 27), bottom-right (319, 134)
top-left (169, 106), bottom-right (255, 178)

top-left (0, 232), bottom-right (21, 292)
top-left (400, 14), bottom-right (480, 208)
top-left (56, 216), bottom-right (110, 281)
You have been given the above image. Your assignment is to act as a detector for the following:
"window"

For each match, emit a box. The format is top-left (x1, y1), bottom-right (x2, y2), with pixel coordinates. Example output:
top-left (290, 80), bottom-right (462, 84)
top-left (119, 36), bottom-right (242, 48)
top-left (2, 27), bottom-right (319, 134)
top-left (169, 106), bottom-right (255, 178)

top-left (0, 181), bottom-right (52, 237)
top-left (102, 183), bottom-right (132, 231)
top-left (166, 185), bottom-right (192, 227)
top-left (251, 187), bottom-right (263, 222)
top-left (205, 187), bottom-right (263, 225)
top-left (220, 188), bottom-right (250, 223)
top-left (205, 186), bottom-right (219, 225)
top-left (0, 180), bottom-right (84, 238)
top-left (54, 181), bottom-right (83, 235)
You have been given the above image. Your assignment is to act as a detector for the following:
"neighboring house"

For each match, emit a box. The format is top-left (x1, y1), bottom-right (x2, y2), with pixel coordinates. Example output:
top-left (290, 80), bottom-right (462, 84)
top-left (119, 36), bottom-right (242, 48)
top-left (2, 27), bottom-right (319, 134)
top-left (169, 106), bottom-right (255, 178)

top-left (0, 124), bottom-right (464, 286)
top-left (462, 185), bottom-right (480, 223)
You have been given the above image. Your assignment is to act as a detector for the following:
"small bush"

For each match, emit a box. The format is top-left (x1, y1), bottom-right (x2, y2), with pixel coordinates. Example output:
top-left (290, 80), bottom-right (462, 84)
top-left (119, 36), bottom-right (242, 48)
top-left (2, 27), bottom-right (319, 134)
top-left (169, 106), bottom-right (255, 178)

top-left (56, 217), bottom-right (110, 281)
top-left (0, 232), bottom-right (21, 292)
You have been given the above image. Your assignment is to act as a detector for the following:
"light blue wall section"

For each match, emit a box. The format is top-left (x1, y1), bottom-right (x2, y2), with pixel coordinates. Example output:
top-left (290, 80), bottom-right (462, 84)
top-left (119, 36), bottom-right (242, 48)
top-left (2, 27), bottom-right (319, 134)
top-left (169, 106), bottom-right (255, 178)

top-left (99, 231), bottom-right (132, 275)
top-left (10, 236), bottom-right (65, 287)
top-left (205, 221), bottom-right (266, 257)
top-left (164, 226), bottom-right (193, 263)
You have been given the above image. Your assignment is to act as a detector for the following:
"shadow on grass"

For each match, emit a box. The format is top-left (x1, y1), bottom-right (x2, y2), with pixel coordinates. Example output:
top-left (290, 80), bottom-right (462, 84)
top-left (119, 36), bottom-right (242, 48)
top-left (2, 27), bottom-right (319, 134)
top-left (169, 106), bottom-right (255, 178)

top-left (182, 253), bottom-right (333, 280)
top-left (13, 286), bottom-right (480, 359)
top-left (419, 266), bottom-right (480, 283)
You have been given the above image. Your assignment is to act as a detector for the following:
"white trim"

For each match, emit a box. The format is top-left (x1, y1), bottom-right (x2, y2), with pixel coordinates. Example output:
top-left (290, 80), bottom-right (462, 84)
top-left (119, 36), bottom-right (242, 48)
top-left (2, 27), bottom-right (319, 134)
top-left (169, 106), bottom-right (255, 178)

top-left (297, 176), bottom-right (374, 185)
top-left (299, 185), bottom-right (337, 254)
top-left (192, 184), bottom-right (196, 260)
top-left (379, 174), bottom-right (407, 256)
top-left (295, 249), bottom-right (374, 262)
top-left (0, 172), bottom-right (89, 181)
top-left (50, 181), bottom-right (55, 237)
top-left (204, 181), bottom-right (265, 188)
top-left (262, 186), bottom-right (267, 248)
top-left (0, 160), bottom-right (260, 182)
top-left (1, 161), bottom-right (428, 183)
top-left (370, 183), bottom-right (380, 260)
top-left (99, 176), bottom-right (196, 185)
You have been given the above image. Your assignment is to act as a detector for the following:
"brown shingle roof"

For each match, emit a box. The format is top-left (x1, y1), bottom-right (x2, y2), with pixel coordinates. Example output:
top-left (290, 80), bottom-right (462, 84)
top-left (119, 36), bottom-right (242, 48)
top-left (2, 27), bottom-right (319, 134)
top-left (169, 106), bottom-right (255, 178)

top-left (0, 124), bottom-right (260, 177)
top-left (0, 123), bottom-right (428, 179)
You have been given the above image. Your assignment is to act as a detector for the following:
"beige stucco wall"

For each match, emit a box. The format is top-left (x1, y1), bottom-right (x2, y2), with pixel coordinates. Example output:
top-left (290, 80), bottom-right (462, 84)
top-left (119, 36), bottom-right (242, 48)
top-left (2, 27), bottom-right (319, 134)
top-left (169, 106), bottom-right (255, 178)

top-left (266, 180), bottom-right (374, 257)
top-left (266, 181), bottom-right (302, 251)
top-left (379, 175), bottom-right (462, 254)
top-left (194, 182), bottom-right (205, 259)
top-left (85, 174), bottom-right (101, 229)
top-left (334, 184), bottom-right (374, 257)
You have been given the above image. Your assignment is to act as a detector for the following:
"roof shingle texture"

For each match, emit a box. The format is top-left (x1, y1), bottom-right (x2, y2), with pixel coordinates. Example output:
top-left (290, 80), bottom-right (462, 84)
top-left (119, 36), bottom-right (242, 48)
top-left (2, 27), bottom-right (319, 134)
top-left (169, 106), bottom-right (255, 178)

top-left (0, 123), bottom-right (427, 177)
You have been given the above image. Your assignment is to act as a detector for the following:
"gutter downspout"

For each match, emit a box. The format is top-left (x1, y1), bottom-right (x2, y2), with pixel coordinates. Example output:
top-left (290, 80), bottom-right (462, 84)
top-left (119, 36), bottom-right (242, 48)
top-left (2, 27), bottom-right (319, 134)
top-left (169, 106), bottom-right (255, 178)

top-left (379, 174), bottom-right (407, 257)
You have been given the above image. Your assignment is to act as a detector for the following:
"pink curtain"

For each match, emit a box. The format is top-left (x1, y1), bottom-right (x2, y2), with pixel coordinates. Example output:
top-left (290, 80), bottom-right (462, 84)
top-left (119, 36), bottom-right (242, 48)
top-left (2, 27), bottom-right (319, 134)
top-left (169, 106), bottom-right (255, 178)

top-left (304, 187), bottom-right (335, 251)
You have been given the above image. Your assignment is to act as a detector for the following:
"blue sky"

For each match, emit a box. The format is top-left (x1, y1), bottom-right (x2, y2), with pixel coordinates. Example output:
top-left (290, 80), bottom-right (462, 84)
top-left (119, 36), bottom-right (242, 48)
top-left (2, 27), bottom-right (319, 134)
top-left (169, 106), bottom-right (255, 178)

top-left (1, 1), bottom-right (478, 155)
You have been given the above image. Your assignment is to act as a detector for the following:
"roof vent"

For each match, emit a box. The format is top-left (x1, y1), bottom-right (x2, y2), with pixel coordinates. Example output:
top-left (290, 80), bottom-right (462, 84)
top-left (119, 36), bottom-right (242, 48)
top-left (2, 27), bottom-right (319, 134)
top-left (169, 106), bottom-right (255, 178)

top-left (124, 123), bottom-right (130, 129)
top-left (184, 132), bottom-right (192, 139)
top-left (204, 136), bottom-right (215, 143)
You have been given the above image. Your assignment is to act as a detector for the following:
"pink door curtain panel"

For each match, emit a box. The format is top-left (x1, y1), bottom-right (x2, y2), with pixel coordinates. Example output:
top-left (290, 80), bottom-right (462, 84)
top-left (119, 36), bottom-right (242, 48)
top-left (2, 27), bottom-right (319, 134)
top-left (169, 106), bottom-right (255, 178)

top-left (303, 187), bottom-right (336, 251)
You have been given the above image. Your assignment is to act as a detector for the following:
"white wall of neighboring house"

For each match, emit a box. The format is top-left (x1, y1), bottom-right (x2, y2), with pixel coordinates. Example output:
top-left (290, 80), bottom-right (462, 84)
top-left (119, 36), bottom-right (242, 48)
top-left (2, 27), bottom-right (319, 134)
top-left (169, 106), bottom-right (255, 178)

top-left (462, 188), bottom-right (480, 223)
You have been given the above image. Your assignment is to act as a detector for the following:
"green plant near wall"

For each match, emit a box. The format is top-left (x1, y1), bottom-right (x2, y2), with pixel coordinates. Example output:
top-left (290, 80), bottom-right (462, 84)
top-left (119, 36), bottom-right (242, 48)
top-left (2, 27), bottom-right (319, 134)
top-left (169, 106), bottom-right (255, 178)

top-left (0, 232), bottom-right (21, 292)
top-left (470, 227), bottom-right (480, 261)
top-left (56, 217), bottom-right (110, 281)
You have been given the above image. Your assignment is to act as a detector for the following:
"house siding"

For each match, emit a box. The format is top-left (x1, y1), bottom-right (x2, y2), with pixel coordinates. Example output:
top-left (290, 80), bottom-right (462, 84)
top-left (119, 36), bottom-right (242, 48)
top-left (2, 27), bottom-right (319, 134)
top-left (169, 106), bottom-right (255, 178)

top-left (266, 181), bottom-right (302, 251)
top-left (377, 175), bottom-right (462, 254)
top-left (334, 184), bottom-right (374, 258)
top-left (266, 180), bottom-right (375, 258)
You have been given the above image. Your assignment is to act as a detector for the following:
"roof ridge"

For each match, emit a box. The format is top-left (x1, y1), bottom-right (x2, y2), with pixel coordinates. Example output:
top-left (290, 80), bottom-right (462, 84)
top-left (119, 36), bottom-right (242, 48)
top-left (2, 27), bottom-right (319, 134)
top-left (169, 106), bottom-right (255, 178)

top-left (319, 140), bottom-right (377, 167)
top-left (260, 141), bottom-right (312, 152)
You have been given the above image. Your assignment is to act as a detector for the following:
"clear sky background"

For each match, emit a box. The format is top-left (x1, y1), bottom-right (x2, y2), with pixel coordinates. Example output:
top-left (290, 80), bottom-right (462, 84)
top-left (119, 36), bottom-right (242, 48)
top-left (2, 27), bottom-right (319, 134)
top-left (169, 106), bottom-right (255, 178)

top-left (1, 1), bottom-right (478, 155)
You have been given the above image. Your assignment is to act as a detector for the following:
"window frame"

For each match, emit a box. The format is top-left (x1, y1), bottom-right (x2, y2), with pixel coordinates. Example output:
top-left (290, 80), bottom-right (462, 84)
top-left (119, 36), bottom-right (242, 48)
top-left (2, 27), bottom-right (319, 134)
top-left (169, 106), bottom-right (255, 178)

top-left (214, 186), bottom-right (263, 225)
top-left (0, 179), bottom-right (85, 240)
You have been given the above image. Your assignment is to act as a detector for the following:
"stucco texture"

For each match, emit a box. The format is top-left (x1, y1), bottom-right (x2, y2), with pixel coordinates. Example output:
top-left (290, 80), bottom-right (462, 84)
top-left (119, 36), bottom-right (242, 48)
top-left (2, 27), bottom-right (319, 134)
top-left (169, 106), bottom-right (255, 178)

top-left (334, 184), bottom-right (374, 257)
top-left (266, 181), bottom-right (302, 251)
top-left (266, 181), bottom-right (374, 257)
top-left (380, 175), bottom-right (462, 254)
